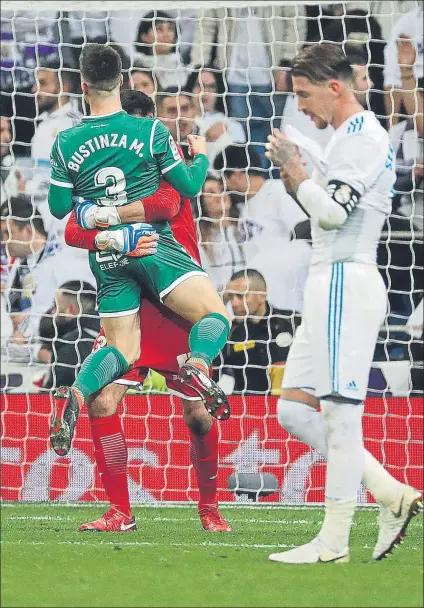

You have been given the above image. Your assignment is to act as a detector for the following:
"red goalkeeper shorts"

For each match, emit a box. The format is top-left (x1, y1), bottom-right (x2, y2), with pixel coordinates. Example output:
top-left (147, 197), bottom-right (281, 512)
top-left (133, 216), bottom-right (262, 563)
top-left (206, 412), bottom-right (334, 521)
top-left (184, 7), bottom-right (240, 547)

top-left (92, 299), bottom-right (199, 400)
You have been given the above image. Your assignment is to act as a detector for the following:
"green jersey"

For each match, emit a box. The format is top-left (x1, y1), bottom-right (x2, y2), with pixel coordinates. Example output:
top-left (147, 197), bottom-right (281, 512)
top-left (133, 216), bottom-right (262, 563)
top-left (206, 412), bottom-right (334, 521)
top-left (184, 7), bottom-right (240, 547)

top-left (48, 109), bottom-right (209, 221)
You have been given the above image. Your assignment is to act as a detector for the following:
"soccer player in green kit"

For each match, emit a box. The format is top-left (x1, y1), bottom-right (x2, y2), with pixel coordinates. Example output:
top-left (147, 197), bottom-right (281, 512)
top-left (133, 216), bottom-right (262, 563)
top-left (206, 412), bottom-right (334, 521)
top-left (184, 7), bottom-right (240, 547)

top-left (48, 44), bottom-right (230, 455)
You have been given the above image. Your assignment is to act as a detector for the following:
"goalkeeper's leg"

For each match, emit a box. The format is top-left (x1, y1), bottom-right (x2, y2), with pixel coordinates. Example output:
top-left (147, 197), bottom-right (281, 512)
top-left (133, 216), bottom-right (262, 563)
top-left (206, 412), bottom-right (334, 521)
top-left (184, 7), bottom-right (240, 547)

top-left (162, 275), bottom-right (231, 421)
top-left (50, 313), bottom-right (139, 456)
top-left (275, 390), bottom-right (423, 561)
top-left (182, 398), bottom-right (231, 532)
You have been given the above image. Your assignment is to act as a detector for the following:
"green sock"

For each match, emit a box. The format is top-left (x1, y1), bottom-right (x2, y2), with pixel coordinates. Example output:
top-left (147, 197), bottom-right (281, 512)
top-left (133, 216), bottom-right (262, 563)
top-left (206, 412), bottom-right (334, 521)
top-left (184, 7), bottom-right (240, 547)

top-left (73, 346), bottom-right (130, 400)
top-left (188, 313), bottom-right (230, 368)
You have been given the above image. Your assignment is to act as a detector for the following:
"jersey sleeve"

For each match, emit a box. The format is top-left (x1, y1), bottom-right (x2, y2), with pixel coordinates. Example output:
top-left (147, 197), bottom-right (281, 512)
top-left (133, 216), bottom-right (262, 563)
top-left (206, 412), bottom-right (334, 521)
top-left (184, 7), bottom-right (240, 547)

top-left (325, 133), bottom-right (387, 198)
top-left (48, 134), bottom-right (74, 219)
top-left (150, 119), bottom-right (182, 174)
top-left (50, 134), bottom-right (73, 188)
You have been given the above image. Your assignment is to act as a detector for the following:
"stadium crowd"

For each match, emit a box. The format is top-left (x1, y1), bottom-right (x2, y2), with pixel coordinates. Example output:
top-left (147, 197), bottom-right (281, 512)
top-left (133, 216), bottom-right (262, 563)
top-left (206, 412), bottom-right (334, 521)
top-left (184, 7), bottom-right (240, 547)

top-left (0, 3), bottom-right (422, 395)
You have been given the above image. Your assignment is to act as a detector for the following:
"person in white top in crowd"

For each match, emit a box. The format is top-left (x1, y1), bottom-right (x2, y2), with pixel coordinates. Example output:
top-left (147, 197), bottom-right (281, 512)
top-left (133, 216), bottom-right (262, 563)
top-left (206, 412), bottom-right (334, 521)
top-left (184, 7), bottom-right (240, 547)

top-left (384, 5), bottom-right (423, 128)
top-left (214, 144), bottom-right (307, 263)
top-left (4, 56), bottom-right (81, 239)
top-left (0, 195), bottom-right (94, 354)
top-left (389, 37), bottom-right (423, 226)
top-left (191, 5), bottom-right (306, 165)
top-left (196, 177), bottom-right (245, 295)
top-left (265, 43), bottom-right (422, 565)
top-left (185, 67), bottom-right (246, 172)
top-left (133, 11), bottom-right (190, 91)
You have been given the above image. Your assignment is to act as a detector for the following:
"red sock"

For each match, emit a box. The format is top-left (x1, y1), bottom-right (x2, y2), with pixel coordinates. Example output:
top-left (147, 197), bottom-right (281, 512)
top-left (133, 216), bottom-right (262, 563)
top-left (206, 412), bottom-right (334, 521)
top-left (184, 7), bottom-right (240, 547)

top-left (190, 419), bottom-right (219, 510)
top-left (90, 413), bottom-right (131, 518)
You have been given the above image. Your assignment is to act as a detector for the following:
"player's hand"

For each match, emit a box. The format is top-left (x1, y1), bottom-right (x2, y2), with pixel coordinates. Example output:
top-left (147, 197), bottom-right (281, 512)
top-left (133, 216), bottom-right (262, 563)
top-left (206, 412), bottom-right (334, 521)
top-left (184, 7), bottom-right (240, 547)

top-left (95, 223), bottom-right (159, 256)
top-left (397, 35), bottom-right (416, 70)
top-left (205, 122), bottom-right (226, 142)
top-left (265, 129), bottom-right (299, 167)
top-left (266, 129), bottom-right (307, 193)
top-left (187, 134), bottom-right (207, 157)
top-left (74, 197), bottom-right (121, 229)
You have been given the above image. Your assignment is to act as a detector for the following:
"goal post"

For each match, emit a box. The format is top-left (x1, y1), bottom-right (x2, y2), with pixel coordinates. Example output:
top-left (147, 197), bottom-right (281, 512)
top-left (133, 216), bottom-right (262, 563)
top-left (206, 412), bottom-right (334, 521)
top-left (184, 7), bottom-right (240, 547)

top-left (1, 1), bottom-right (422, 505)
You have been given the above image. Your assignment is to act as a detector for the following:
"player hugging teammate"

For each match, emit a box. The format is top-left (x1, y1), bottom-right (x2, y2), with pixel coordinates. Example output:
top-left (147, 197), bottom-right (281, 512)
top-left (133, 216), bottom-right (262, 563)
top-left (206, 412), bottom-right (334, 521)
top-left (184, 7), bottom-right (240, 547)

top-left (48, 44), bottom-right (232, 532)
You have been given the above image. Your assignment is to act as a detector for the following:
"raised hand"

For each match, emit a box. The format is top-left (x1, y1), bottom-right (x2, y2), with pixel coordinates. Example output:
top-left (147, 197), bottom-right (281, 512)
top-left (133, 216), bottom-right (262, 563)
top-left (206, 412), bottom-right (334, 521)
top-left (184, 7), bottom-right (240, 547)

top-left (187, 134), bottom-right (208, 157)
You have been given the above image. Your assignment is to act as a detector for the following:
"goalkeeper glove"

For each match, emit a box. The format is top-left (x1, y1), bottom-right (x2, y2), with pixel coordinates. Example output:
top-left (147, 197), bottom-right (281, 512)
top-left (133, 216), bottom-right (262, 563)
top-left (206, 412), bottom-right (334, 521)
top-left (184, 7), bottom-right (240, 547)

top-left (94, 223), bottom-right (159, 257)
top-left (74, 197), bottom-right (121, 229)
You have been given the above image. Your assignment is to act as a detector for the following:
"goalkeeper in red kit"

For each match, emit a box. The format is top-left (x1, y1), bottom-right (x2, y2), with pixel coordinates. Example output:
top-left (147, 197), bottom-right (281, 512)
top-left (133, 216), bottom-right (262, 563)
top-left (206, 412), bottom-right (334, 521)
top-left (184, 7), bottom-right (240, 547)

top-left (62, 90), bottom-right (231, 533)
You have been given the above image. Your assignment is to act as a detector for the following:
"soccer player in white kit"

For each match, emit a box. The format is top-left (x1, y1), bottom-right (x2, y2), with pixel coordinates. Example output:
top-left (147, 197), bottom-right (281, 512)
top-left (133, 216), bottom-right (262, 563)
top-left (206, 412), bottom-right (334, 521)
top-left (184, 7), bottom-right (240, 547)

top-left (265, 44), bottom-right (422, 564)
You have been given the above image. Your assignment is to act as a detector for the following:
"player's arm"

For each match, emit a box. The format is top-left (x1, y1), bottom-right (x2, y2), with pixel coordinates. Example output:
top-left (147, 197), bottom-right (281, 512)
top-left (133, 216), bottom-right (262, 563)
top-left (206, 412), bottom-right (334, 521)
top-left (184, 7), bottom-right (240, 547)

top-left (48, 134), bottom-right (74, 219)
top-left (64, 212), bottom-right (158, 257)
top-left (266, 130), bottom-right (383, 231)
top-left (151, 120), bottom-right (209, 198)
top-left (76, 179), bottom-right (182, 230)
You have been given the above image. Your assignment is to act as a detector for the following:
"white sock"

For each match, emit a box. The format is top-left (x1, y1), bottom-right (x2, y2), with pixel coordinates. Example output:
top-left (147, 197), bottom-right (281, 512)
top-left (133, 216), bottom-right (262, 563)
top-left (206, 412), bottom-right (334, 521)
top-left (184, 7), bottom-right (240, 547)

top-left (277, 399), bottom-right (402, 507)
top-left (319, 399), bottom-right (364, 551)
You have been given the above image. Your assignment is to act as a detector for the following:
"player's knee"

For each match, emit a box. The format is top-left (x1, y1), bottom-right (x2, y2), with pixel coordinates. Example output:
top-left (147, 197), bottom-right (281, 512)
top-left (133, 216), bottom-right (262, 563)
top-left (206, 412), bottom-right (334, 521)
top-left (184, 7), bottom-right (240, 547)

top-left (87, 390), bottom-right (119, 418)
top-left (182, 399), bottom-right (211, 435)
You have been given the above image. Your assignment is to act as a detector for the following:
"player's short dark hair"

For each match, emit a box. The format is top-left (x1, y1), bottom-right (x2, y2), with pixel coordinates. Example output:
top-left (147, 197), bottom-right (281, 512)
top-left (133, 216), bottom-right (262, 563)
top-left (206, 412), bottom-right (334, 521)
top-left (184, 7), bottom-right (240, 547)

top-left (229, 269), bottom-right (267, 291)
top-left (121, 89), bottom-right (155, 117)
top-left (0, 195), bottom-right (47, 238)
top-left (59, 280), bottom-right (97, 313)
top-left (214, 145), bottom-right (263, 177)
top-left (79, 44), bottom-right (122, 92)
top-left (291, 43), bottom-right (354, 84)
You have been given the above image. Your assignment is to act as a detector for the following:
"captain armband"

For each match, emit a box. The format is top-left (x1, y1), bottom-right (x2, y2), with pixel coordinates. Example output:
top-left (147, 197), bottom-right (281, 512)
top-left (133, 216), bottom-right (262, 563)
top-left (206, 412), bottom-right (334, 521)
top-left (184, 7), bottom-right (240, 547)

top-left (326, 180), bottom-right (360, 216)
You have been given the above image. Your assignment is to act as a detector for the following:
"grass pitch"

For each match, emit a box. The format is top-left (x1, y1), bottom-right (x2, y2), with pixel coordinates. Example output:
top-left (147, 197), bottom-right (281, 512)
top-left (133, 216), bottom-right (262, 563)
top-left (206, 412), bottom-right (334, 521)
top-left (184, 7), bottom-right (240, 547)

top-left (1, 503), bottom-right (422, 608)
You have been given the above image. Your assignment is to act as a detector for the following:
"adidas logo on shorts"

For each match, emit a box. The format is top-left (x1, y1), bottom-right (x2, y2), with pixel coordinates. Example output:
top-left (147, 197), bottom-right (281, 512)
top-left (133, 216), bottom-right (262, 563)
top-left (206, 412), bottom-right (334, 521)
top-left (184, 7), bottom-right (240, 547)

top-left (346, 380), bottom-right (358, 390)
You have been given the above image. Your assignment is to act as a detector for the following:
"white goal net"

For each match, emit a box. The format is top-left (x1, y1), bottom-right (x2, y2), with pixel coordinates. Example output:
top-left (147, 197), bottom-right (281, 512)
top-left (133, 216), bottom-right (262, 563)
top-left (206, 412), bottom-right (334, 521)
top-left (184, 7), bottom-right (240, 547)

top-left (1, 1), bottom-right (422, 505)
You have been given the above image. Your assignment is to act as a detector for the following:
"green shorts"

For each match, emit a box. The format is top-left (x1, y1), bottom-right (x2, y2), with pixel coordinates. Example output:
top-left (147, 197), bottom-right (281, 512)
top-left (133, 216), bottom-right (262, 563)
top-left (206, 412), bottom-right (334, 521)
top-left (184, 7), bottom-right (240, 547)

top-left (89, 230), bottom-right (206, 317)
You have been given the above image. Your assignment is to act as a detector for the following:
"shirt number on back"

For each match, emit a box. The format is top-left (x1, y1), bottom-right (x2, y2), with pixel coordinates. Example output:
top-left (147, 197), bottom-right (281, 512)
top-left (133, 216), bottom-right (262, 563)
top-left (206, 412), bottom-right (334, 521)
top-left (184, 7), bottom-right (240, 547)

top-left (94, 166), bottom-right (128, 206)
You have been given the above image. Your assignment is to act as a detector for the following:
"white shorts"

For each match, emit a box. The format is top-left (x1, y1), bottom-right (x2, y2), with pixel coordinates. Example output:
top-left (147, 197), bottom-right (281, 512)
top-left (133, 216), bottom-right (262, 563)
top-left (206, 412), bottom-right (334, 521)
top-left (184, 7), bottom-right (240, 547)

top-left (283, 262), bottom-right (387, 401)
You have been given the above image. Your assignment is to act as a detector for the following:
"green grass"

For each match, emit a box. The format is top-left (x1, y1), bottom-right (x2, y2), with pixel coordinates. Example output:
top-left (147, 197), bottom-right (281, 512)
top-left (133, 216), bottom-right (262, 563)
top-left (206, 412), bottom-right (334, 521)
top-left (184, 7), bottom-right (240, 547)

top-left (1, 503), bottom-right (423, 608)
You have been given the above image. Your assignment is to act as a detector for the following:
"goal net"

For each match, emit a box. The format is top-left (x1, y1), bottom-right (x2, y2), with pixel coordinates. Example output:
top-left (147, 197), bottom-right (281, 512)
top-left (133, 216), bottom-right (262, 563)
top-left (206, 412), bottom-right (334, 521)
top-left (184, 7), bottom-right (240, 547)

top-left (1, 1), bottom-right (422, 505)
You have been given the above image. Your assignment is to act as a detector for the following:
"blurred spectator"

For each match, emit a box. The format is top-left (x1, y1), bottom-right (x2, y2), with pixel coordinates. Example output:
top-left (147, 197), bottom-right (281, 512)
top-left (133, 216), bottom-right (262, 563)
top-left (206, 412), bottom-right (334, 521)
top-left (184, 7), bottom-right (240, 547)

top-left (214, 269), bottom-right (301, 395)
top-left (185, 66), bottom-right (246, 170)
top-left (384, 5), bottom-right (423, 127)
top-left (133, 11), bottom-right (190, 90)
top-left (191, 6), bottom-right (306, 164)
top-left (156, 87), bottom-right (196, 161)
top-left (196, 177), bottom-right (245, 293)
top-left (129, 63), bottom-right (157, 99)
top-left (390, 73), bottom-right (423, 226)
top-left (271, 59), bottom-right (293, 131)
top-left (214, 145), bottom-right (307, 262)
top-left (306, 2), bottom-right (418, 43)
top-left (0, 195), bottom-right (94, 349)
top-left (4, 57), bottom-right (80, 211)
top-left (1, 112), bottom-right (12, 204)
top-left (38, 280), bottom-right (99, 389)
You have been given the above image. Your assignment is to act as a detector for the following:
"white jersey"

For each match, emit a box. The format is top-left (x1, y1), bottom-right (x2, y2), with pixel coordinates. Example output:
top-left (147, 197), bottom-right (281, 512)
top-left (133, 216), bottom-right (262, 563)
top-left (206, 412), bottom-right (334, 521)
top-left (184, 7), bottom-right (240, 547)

top-left (310, 110), bottom-right (396, 267)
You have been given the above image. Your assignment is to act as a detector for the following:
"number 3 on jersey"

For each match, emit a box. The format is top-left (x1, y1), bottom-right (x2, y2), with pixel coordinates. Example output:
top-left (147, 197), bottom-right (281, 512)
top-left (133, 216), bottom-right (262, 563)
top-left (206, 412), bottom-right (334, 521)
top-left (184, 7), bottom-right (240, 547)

top-left (94, 166), bottom-right (127, 206)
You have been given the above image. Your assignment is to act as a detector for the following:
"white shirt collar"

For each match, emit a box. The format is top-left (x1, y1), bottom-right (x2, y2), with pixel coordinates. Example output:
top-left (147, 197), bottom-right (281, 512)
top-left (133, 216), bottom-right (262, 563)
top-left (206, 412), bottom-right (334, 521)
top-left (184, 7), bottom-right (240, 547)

top-left (38, 101), bottom-right (78, 122)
